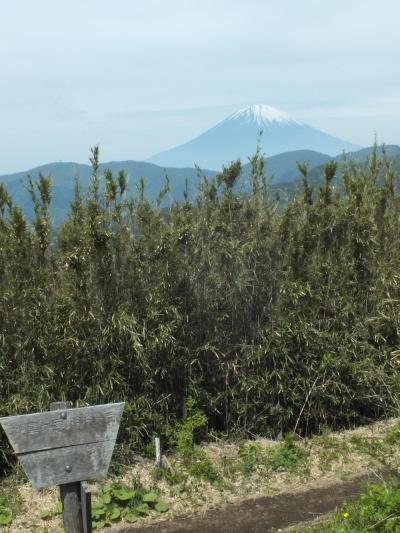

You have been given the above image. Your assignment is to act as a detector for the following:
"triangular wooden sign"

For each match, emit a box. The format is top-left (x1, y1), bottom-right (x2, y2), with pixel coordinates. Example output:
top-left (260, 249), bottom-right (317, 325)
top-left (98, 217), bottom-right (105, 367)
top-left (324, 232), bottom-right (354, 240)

top-left (0, 403), bottom-right (124, 489)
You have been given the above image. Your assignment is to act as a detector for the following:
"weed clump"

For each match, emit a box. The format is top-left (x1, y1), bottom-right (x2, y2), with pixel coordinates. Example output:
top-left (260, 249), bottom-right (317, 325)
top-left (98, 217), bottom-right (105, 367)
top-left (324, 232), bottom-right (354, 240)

top-left (298, 478), bottom-right (400, 532)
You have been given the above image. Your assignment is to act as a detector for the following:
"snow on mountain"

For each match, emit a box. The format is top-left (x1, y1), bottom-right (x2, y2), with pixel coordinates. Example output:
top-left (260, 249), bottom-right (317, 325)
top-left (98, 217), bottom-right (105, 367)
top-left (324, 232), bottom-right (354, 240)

top-left (148, 104), bottom-right (362, 170)
top-left (227, 104), bottom-right (302, 126)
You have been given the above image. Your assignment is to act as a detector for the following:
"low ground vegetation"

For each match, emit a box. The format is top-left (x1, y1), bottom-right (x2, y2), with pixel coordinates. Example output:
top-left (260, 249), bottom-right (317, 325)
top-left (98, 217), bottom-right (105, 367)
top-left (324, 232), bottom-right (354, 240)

top-left (295, 480), bottom-right (400, 532)
top-left (2, 416), bottom-right (400, 530)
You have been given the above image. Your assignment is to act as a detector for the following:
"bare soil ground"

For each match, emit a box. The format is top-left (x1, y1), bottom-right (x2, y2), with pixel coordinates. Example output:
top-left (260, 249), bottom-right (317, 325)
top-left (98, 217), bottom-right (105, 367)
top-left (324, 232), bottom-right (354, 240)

top-left (118, 474), bottom-right (369, 533)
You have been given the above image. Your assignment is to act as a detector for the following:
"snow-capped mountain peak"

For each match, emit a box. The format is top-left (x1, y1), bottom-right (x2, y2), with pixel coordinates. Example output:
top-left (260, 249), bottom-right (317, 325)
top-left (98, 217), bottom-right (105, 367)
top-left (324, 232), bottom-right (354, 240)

top-left (227, 104), bottom-right (301, 126)
top-left (148, 104), bottom-right (362, 169)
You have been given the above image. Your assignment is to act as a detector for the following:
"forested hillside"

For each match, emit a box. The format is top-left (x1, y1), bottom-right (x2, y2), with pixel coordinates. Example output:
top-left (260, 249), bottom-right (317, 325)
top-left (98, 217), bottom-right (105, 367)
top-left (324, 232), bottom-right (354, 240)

top-left (1, 145), bottom-right (399, 476)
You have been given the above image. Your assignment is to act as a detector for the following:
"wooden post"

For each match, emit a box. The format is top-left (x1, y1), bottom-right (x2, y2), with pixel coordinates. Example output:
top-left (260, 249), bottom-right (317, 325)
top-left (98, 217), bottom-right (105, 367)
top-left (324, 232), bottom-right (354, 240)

top-left (50, 402), bottom-right (84, 533)
top-left (81, 482), bottom-right (92, 533)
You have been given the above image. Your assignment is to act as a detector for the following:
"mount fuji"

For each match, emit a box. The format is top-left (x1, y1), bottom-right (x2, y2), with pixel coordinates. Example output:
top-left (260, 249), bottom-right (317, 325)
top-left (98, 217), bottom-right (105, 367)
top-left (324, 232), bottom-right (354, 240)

top-left (148, 104), bottom-right (362, 170)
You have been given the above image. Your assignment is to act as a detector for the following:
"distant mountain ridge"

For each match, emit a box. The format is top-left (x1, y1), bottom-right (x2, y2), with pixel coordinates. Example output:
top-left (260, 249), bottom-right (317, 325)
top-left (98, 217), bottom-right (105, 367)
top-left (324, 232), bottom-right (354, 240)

top-left (242, 150), bottom-right (332, 184)
top-left (148, 104), bottom-right (362, 169)
top-left (0, 161), bottom-right (216, 224)
top-left (2, 145), bottom-right (398, 225)
top-left (306, 144), bottom-right (400, 186)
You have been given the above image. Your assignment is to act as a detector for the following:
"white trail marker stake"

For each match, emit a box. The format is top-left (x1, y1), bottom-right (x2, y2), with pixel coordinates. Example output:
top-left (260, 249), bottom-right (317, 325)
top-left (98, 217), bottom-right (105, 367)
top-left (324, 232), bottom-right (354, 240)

top-left (155, 435), bottom-right (162, 467)
top-left (0, 401), bottom-right (124, 533)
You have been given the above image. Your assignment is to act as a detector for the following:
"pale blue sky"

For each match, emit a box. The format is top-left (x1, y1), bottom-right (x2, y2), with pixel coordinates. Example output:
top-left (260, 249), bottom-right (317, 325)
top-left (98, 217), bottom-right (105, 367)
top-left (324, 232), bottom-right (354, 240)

top-left (1, 0), bottom-right (399, 173)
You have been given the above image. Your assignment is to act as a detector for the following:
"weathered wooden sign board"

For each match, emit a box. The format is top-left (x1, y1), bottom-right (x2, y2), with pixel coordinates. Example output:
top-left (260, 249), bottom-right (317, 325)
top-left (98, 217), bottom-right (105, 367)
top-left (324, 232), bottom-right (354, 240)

top-left (0, 402), bottom-right (124, 533)
top-left (0, 402), bottom-right (124, 489)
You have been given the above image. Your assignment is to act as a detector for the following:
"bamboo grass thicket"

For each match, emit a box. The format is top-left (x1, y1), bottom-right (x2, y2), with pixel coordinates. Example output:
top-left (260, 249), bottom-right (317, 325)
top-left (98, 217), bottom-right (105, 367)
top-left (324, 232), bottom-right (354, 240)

top-left (0, 145), bottom-right (399, 475)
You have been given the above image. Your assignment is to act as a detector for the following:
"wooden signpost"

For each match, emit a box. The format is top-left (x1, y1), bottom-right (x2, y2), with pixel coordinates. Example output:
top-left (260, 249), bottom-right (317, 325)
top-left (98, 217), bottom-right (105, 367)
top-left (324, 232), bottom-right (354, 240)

top-left (0, 401), bottom-right (124, 533)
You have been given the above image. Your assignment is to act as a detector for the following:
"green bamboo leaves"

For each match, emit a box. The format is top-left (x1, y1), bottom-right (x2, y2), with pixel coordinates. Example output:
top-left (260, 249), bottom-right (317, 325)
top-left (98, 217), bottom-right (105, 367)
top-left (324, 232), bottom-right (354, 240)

top-left (0, 143), bottom-right (400, 480)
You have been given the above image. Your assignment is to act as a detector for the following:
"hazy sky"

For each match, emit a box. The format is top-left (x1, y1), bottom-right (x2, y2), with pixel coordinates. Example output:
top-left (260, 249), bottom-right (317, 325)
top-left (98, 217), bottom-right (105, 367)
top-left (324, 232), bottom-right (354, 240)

top-left (1, 0), bottom-right (399, 173)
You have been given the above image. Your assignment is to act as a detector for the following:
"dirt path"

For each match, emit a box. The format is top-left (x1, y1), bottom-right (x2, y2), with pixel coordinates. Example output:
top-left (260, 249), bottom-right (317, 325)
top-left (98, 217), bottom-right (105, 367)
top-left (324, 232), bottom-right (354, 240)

top-left (118, 474), bottom-right (369, 533)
